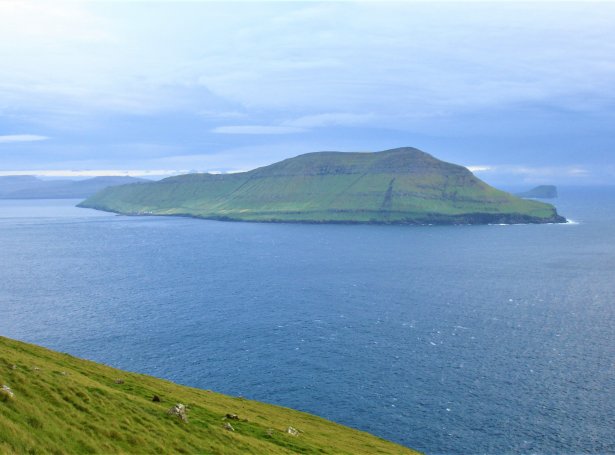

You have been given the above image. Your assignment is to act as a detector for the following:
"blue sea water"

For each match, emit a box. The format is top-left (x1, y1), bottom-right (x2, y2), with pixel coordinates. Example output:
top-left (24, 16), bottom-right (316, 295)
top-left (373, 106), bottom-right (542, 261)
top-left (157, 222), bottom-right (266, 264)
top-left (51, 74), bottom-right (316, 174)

top-left (1, 189), bottom-right (614, 455)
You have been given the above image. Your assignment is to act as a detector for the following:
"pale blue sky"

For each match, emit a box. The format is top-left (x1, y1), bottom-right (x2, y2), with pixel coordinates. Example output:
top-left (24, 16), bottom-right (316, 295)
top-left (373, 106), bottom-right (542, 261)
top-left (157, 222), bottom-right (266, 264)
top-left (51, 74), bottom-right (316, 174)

top-left (1, 1), bottom-right (614, 185)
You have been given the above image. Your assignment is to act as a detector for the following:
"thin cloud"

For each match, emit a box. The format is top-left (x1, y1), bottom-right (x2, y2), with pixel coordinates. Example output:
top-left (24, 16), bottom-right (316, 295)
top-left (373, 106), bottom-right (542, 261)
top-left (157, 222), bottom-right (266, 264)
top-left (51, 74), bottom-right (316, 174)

top-left (211, 113), bottom-right (374, 136)
top-left (284, 112), bottom-right (374, 128)
top-left (211, 125), bottom-right (305, 135)
top-left (0, 134), bottom-right (48, 143)
top-left (469, 164), bottom-right (591, 179)
top-left (466, 165), bottom-right (492, 173)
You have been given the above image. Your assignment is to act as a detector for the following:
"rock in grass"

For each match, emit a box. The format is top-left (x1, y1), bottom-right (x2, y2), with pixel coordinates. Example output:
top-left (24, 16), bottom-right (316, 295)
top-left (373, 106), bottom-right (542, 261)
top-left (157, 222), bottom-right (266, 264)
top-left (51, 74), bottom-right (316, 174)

top-left (1, 384), bottom-right (14, 400)
top-left (225, 413), bottom-right (239, 420)
top-left (152, 395), bottom-right (161, 402)
top-left (287, 426), bottom-right (300, 436)
top-left (224, 422), bottom-right (235, 431)
top-left (167, 403), bottom-right (188, 422)
top-left (114, 379), bottom-right (124, 384)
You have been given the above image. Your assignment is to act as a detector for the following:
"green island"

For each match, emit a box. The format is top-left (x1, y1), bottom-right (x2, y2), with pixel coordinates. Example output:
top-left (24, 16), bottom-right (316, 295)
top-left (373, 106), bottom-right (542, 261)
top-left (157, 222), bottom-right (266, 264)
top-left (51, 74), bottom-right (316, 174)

top-left (0, 336), bottom-right (419, 454)
top-left (79, 147), bottom-right (566, 225)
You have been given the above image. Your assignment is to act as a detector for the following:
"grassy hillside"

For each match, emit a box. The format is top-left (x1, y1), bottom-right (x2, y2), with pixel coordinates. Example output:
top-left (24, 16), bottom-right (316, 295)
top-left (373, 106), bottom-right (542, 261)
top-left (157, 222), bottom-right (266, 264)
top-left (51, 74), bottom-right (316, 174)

top-left (79, 147), bottom-right (565, 224)
top-left (0, 336), bottom-right (419, 454)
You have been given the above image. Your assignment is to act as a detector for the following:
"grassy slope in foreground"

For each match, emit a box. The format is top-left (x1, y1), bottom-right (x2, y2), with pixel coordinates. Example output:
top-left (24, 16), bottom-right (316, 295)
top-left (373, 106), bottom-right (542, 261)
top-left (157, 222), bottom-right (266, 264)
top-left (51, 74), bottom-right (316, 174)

top-left (79, 147), bottom-right (566, 225)
top-left (0, 336), bottom-right (419, 455)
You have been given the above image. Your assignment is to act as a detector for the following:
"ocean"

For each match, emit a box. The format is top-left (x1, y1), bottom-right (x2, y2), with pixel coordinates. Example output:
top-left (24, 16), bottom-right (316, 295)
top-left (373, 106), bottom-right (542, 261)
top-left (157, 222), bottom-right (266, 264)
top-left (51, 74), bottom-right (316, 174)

top-left (1, 187), bottom-right (614, 454)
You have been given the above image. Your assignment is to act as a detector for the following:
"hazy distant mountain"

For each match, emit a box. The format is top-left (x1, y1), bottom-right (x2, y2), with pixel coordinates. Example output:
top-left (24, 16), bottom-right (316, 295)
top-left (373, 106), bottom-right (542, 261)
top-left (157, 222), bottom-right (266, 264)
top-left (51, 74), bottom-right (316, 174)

top-left (80, 147), bottom-right (565, 225)
top-left (516, 185), bottom-right (558, 199)
top-left (0, 176), bottom-right (147, 199)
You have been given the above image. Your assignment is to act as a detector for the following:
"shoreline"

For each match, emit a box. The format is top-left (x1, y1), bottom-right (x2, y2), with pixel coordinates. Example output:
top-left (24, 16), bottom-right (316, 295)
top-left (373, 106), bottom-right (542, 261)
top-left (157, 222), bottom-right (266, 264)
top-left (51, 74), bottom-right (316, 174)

top-left (77, 204), bottom-right (567, 227)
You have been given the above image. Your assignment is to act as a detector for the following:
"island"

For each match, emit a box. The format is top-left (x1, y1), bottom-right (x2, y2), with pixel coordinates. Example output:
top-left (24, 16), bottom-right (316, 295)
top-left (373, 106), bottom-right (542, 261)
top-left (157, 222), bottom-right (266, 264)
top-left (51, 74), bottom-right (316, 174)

top-left (0, 336), bottom-right (417, 454)
top-left (516, 185), bottom-right (558, 199)
top-left (79, 147), bottom-right (566, 225)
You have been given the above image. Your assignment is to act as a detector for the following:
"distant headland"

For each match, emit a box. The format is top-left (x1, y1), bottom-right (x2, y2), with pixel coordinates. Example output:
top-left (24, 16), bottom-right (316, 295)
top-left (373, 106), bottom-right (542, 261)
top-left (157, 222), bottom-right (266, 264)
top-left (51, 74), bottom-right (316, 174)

top-left (0, 176), bottom-right (147, 199)
top-left (516, 185), bottom-right (558, 199)
top-left (79, 147), bottom-right (566, 225)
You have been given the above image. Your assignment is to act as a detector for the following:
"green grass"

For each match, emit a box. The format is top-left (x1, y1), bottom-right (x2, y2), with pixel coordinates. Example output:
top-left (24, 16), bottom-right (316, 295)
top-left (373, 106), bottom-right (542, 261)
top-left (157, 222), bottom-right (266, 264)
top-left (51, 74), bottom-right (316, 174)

top-left (0, 336), bottom-right (420, 454)
top-left (79, 147), bottom-right (565, 225)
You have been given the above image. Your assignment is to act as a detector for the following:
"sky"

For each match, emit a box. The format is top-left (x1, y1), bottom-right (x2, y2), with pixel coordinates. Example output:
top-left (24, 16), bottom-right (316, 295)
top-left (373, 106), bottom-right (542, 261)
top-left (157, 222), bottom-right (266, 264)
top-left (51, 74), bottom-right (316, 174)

top-left (0, 0), bottom-right (614, 185)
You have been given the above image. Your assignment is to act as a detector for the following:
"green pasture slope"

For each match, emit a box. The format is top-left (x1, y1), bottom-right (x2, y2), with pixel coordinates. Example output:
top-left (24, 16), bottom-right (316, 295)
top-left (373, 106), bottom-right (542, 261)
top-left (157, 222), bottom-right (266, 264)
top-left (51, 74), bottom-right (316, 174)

top-left (80, 147), bottom-right (565, 224)
top-left (0, 336), bottom-right (419, 454)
